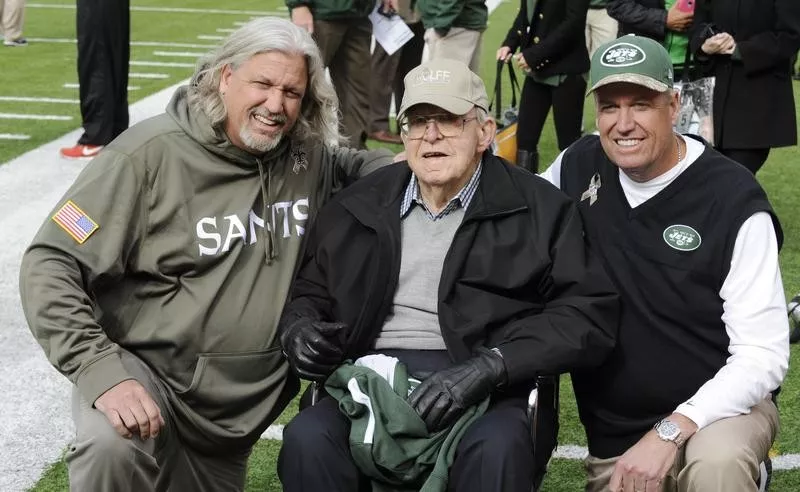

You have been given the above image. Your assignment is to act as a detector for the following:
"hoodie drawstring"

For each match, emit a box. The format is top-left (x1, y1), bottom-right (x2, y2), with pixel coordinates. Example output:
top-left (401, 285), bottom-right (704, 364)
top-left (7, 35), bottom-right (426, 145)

top-left (256, 158), bottom-right (277, 265)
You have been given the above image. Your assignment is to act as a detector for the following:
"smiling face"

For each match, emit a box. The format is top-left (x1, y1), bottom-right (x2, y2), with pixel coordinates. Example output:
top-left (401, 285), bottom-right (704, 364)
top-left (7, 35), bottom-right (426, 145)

top-left (594, 82), bottom-right (680, 182)
top-left (402, 104), bottom-right (495, 194)
top-left (219, 51), bottom-right (307, 154)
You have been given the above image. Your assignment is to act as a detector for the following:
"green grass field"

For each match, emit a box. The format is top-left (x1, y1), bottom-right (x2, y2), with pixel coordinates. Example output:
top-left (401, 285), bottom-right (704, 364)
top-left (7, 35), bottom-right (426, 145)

top-left (7, 1), bottom-right (800, 491)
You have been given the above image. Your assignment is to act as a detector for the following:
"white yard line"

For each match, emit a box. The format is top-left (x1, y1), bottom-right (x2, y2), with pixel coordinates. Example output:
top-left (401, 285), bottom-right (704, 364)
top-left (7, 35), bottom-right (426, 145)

top-left (27, 3), bottom-right (282, 16)
top-left (0, 133), bottom-right (30, 140)
top-left (0, 113), bottom-right (72, 121)
top-left (216, 28), bottom-right (235, 33)
top-left (130, 72), bottom-right (170, 79)
top-left (27, 37), bottom-right (216, 49)
top-left (197, 35), bottom-right (225, 41)
top-left (153, 50), bottom-right (205, 58)
top-left (130, 60), bottom-right (195, 68)
top-left (0, 96), bottom-right (79, 104)
top-left (62, 83), bottom-right (140, 90)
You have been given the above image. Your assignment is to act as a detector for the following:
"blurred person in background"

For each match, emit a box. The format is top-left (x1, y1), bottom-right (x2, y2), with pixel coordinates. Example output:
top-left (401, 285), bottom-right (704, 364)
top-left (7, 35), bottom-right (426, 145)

top-left (586, 0), bottom-right (618, 57)
top-left (608, 0), bottom-right (693, 78)
top-left (497, 0), bottom-right (591, 173)
top-left (418, 0), bottom-right (486, 72)
top-left (288, 0), bottom-right (395, 149)
top-left (60, 0), bottom-right (129, 159)
top-left (690, 0), bottom-right (800, 174)
top-left (368, 0), bottom-right (424, 145)
top-left (1, 0), bottom-right (26, 46)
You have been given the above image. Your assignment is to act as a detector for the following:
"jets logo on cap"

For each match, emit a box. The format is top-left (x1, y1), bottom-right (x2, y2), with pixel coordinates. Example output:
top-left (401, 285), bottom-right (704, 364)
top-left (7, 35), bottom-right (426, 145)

top-left (601, 42), bottom-right (646, 68)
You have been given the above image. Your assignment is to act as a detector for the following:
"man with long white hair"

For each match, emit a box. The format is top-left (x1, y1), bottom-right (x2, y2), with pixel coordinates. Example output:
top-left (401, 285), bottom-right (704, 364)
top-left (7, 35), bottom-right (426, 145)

top-left (20, 17), bottom-right (392, 491)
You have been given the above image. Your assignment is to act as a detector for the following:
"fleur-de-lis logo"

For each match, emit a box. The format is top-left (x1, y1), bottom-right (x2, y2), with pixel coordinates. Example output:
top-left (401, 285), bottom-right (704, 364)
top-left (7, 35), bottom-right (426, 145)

top-left (291, 143), bottom-right (308, 174)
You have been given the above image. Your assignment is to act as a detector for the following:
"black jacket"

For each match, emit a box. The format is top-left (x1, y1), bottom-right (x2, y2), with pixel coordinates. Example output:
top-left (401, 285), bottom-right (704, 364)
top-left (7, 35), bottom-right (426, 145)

top-left (501, 0), bottom-right (591, 77)
top-left (690, 0), bottom-right (800, 149)
top-left (279, 153), bottom-right (620, 388)
top-left (607, 0), bottom-right (667, 40)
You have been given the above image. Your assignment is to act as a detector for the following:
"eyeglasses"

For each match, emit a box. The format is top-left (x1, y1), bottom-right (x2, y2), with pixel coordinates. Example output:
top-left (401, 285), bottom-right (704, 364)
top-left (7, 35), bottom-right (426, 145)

top-left (399, 113), bottom-right (478, 140)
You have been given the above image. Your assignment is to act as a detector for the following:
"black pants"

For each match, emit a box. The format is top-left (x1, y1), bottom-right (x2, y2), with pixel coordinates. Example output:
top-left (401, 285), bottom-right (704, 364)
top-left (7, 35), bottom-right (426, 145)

top-left (279, 387), bottom-right (535, 491)
top-left (76, 0), bottom-right (130, 146)
top-left (516, 73), bottom-right (586, 152)
top-left (720, 148), bottom-right (771, 175)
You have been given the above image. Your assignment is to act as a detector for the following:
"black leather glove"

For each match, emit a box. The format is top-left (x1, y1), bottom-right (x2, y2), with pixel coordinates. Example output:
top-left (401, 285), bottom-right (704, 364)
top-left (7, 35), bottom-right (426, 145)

top-left (408, 347), bottom-right (507, 432)
top-left (279, 318), bottom-right (347, 382)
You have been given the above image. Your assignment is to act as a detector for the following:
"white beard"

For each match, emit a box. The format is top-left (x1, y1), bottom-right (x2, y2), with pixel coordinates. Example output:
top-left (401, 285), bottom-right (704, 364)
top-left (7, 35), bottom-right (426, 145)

top-left (240, 125), bottom-right (283, 153)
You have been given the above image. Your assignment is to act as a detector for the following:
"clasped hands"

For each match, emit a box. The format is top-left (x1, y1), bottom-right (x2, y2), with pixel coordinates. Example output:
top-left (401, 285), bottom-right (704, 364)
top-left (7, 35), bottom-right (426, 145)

top-left (701, 32), bottom-right (737, 56)
top-left (280, 319), bottom-right (506, 433)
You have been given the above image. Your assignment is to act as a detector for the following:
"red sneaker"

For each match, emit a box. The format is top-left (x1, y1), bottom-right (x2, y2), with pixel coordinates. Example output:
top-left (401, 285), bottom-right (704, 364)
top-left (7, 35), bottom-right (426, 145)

top-left (60, 144), bottom-right (103, 160)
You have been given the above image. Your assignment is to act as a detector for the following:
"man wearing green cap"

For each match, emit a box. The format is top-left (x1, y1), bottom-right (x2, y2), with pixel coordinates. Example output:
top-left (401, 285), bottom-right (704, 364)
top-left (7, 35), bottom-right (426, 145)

top-left (276, 58), bottom-right (620, 491)
top-left (541, 35), bottom-right (789, 492)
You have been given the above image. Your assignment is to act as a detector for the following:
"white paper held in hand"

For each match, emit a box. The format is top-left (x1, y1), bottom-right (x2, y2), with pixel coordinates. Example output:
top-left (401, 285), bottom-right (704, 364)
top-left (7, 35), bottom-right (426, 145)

top-left (369, 5), bottom-right (414, 56)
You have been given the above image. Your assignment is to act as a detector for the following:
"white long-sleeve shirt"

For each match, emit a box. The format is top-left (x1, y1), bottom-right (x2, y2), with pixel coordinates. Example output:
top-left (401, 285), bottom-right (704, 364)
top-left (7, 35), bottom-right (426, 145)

top-left (541, 137), bottom-right (790, 430)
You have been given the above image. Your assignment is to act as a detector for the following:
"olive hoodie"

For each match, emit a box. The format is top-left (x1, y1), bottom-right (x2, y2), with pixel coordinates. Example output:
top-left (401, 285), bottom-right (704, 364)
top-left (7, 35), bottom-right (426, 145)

top-left (19, 86), bottom-right (392, 454)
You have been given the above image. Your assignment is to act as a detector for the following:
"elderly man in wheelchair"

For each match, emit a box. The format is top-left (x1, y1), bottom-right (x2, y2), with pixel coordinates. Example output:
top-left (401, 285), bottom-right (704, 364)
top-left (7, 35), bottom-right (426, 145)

top-left (275, 58), bottom-right (620, 492)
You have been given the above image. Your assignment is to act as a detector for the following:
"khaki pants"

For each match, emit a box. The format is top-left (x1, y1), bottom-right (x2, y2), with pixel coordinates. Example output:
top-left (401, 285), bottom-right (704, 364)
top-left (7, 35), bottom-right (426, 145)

top-left (1, 0), bottom-right (25, 40)
top-left (585, 8), bottom-right (618, 57)
top-left (424, 27), bottom-right (483, 73)
top-left (66, 352), bottom-right (250, 492)
top-left (584, 399), bottom-right (779, 492)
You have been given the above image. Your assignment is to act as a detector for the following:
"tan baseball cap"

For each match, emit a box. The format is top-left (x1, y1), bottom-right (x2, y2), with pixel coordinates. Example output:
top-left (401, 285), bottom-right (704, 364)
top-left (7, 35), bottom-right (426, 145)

top-left (397, 59), bottom-right (489, 120)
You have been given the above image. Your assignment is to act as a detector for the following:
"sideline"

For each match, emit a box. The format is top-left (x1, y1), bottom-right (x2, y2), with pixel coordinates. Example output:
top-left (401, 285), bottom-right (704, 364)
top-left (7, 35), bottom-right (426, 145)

top-left (0, 80), bottom-right (188, 492)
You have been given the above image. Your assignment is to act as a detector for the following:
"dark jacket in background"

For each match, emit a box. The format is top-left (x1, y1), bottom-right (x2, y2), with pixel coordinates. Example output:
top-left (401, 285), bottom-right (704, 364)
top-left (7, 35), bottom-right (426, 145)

top-left (607, 0), bottom-right (667, 40)
top-left (284, 0), bottom-right (374, 20)
top-left (417, 0), bottom-right (487, 34)
top-left (690, 0), bottom-right (800, 150)
top-left (502, 0), bottom-right (591, 77)
top-left (279, 153), bottom-right (620, 390)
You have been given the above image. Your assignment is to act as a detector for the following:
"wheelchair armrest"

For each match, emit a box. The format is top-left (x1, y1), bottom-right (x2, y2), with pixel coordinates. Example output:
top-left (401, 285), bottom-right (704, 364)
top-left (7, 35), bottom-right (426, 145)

top-left (527, 375), bottom-right (560, 490)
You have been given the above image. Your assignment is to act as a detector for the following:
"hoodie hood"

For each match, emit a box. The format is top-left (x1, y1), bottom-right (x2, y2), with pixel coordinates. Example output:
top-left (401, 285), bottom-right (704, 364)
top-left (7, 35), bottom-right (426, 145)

top-left (165, 85), bottom-right (290, 169)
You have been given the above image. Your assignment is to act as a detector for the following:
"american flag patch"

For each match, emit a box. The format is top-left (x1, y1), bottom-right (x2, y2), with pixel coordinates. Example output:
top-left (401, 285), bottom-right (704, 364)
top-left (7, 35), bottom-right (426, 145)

top-left (52, 200), bottom-right (99, 244)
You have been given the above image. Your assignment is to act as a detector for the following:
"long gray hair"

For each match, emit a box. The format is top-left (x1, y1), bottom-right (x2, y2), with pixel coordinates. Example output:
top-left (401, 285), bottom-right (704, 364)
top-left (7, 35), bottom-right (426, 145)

top-left (188, 17), bottom-right (341, 145)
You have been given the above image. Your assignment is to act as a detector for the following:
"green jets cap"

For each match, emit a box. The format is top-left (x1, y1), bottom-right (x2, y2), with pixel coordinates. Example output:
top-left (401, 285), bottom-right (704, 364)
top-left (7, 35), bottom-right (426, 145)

top-left (588, 34), bottom-right (674, 94)
top-left (398, 58), bottom-right (489, 120)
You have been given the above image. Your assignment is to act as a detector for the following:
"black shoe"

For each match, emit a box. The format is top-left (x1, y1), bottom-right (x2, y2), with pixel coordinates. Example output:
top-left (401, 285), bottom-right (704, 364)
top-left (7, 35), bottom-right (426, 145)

top-left (4, 37), bottom-right (28, 47)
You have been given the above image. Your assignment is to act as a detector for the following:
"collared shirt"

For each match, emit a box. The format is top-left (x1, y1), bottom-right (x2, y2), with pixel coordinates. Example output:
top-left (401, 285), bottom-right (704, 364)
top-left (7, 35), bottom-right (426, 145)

top-left (400, 162), bottom-right (483, 220)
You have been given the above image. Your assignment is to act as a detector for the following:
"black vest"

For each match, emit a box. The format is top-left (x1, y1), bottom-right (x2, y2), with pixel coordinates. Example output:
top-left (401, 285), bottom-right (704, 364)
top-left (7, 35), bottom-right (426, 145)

top-left (560, 135), bottom-right (782, 458)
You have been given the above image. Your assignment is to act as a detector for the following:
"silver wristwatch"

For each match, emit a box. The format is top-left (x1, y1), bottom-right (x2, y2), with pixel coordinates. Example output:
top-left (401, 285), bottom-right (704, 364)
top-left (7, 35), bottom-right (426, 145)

top-left (654, 419), bottom-right (686, 448)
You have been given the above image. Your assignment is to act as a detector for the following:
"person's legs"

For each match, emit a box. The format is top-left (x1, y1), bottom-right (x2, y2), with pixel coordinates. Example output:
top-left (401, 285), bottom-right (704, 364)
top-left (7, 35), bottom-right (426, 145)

top-left (369, 41), bottom-right (401, 135)
top-left (393, 21), bottom-right (426, 111)
top-left (424, 27), bottom-right (483, 73)
top-left (448, 396), bottom-right (534, 492)
top-left (327, 18), bottom-right (371, 149)
top-left (1, 0), bottom-right (25, 41)
top-left (75, 0), bottom-right (129, 146)
top-left (678, 399), bottom-right (778, 492)
top-left (584, 455), bottom-right (618, 492)
top-left (515, 77), bottom-right (553, 172)
top-left (551, 73), bottom-right (588, 150)
top-left (719, 148), bottom-right (771, 175)
top-left (66, 352), bottom-right (173, 492)
top-left (278, 396), bottom-right (367, 491)
top-left (588, 9), bottom-right (618, 58)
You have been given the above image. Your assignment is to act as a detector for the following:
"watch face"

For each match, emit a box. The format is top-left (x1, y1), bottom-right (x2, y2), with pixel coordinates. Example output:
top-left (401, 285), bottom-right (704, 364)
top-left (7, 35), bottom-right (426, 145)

top-left (657, 420), bottom-right (681, 440)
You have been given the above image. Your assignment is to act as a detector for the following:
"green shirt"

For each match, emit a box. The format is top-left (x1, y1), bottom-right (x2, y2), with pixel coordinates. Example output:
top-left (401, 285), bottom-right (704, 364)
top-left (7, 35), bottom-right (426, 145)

top-left (664, 0), bottom-right (689, 71)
